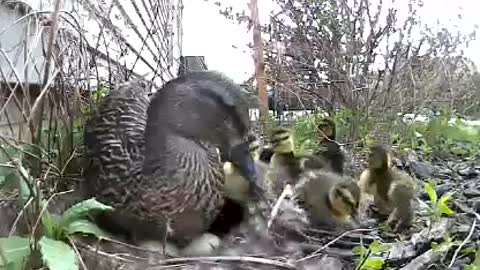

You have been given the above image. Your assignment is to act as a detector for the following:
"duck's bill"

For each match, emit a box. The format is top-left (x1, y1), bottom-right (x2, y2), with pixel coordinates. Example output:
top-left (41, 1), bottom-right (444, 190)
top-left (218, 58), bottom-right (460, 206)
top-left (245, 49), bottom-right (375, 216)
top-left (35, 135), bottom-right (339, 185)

top-left (350, 208), bottom-right (360, 224)
top-left (229, 142), bottom-right (265, 200)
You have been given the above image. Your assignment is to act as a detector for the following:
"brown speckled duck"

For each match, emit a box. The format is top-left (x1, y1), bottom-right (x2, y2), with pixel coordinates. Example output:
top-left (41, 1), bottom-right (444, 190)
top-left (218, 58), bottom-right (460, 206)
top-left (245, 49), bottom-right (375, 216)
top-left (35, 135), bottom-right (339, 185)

top-left (83, 71), bottom-right (261, 247)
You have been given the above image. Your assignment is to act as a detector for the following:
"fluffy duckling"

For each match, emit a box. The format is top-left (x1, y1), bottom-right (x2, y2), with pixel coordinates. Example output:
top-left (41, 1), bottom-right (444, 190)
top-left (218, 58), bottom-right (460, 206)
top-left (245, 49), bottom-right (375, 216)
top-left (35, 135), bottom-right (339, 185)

top-left (266, 127), bottom-right (330, 197)
top-left (295, 170), bottom-right (361, 228)
top-left (358, 144), bottom-right (416, 232)
top-left (222, 133), bottom-right (269, 205)
top-left (314, 117), bottom-right (345, 175)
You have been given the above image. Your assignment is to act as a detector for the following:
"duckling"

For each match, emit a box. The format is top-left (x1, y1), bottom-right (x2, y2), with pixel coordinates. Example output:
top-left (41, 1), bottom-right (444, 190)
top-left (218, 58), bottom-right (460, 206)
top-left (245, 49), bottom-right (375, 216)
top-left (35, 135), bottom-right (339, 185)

top-left (266, 127), bottom-right (330, 196)
top-left (358, 144), bottom-right (416, 232)
top-left (295, 170), bottom-right (361, 228)
top-left (83, 71), bottom-right (262, 248)
top-left (314, 118), bottom-right (345, 175)
top-left (223, 133), bottom-right (269, 205)
top-left (207, 133), bottom-right (269, 237)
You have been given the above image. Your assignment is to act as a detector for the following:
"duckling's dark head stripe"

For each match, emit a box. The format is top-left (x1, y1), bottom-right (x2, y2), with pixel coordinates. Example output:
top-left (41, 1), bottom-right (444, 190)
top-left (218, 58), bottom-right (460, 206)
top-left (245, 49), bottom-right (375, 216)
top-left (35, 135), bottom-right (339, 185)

top-left (335, 188), bottom-right (356, 209)
top-left (270, 134), bottom-right (291, 145)
top-left (271, 128), bottom-right (290, 136)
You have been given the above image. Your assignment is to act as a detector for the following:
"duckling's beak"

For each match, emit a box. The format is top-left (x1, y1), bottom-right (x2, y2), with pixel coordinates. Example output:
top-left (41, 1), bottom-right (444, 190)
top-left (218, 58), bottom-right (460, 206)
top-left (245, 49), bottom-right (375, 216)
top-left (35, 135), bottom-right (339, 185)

top-left (228, 142), bottom-right (264, 200)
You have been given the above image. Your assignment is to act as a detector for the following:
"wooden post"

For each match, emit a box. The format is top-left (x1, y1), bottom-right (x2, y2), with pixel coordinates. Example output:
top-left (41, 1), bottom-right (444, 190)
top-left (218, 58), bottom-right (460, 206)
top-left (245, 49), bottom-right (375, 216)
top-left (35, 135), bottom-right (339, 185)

top-left (248, 0), bottom-right (269, 130)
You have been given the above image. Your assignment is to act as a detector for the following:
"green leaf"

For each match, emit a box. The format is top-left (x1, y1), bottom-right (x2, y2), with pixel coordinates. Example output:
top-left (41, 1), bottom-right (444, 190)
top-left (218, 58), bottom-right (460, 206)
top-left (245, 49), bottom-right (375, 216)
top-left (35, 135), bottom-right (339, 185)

top-left (437, 202), bottom-right (454, 216)
top-left (424, 182), bottom-right (437, 204)
top-left (0, 236), bottom-right (31, 270)
top-left (451, 146), bottom-right (468, 156)
top-left (465, 248), bottom-right (480, 269)
top-left (374, 244), bottom-right (392, 253)
top-left (61, 198), bottom-right (113, 227)
top-left (362, 258), bottom-right (385, 269)
top-left (41, 212), bottom-right (63, 240)
top-left (431, 239), bottom-right (453, 253)
top-left (474, 249), bottom-right (480, 265)
top-left (437, 194), bottom-right (454, 215)
top-left (66, 220), bottom-right (112, 238)
top-left (461, 246), bottom-right (477, 255)
top-left (438, 193), bottom-right (452, 204)
top-left (368, 240), bottom-right (380, 251)
top-left (38, 236), bottom-right (78, 270)
top-left (352, 245), bottom-right (368, 256)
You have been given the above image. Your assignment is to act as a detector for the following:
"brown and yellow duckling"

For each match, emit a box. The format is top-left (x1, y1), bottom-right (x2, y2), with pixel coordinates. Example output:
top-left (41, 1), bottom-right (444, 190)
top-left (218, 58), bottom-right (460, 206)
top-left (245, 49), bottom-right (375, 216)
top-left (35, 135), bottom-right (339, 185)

top-left (314, 117), bottom-right (345, 175)
top-left (262, 127), bottom-right (360, 228)
top-left (266, 127), bottom-right (331, 197)
top-left (358, 144), bottom-right (416, 232)
top-left (295, 169), bottom-right (361, 228)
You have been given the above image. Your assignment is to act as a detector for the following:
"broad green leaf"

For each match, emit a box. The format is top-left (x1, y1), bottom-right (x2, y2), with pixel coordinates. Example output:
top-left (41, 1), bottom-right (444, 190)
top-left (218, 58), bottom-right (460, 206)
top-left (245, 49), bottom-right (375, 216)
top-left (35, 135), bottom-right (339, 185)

top-left (352, 245), bottom-right (368, 256)
top-left (362, 258), bottom-right (385, 269)
top-left (66, 220), bottom-right (111, 238)
top-left (61, 198), bottom-right (113, 227)
top-left (368, 241), bottom-right (380, 251)
top-left (0, 236), bottom-right (31, 270)
top-left (38, 236), bottom-right (78, 270)
top-left (424, 182), bottom-right (437, 204)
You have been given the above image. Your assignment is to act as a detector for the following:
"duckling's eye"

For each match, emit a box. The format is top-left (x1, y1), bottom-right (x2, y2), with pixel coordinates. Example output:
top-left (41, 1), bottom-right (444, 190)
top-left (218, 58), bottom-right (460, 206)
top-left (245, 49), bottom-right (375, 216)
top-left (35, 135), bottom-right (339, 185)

top-left (346, 200), bottom-right (355, 210)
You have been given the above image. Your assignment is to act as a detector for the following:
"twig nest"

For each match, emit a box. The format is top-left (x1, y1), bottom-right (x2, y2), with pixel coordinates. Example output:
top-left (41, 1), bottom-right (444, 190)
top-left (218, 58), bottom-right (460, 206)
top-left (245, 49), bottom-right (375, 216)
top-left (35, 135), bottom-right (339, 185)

top-left (137, 240), bottom-right (181, 258)
top-left (268, 198), bottom-right (310, 237)
top-left (298, 256), bottom-right (344, 270)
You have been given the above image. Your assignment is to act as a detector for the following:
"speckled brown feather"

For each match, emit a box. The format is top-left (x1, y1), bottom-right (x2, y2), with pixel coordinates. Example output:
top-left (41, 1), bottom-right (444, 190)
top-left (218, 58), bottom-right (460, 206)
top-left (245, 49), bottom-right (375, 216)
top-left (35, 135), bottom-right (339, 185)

top-left (83, 72), bottom-right (253, 247)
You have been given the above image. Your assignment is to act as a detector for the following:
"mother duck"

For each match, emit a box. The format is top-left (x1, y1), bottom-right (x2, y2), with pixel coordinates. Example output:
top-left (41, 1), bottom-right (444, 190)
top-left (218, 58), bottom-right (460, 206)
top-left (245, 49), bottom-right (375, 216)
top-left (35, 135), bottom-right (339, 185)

top-left (82, 71), bottom-right (260, 247)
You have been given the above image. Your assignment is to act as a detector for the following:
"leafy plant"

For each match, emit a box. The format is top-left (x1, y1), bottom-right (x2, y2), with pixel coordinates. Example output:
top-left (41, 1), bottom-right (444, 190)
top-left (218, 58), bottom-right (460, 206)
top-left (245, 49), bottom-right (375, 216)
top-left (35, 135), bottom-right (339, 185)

top-left (391, 112), bottom-right (480, 159)
top-left (0, 198), bottom-right (113, 270)
top-left (424, 181), bottom-right (455, 222)
top-left (353, 240), bottom-right (391, 270)
top-left (431, 235), bottom-right (454, 253)
top-left (291, 113), bottom-right (325, 154)
top-left (0, 162), bottom-right (113, 270)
